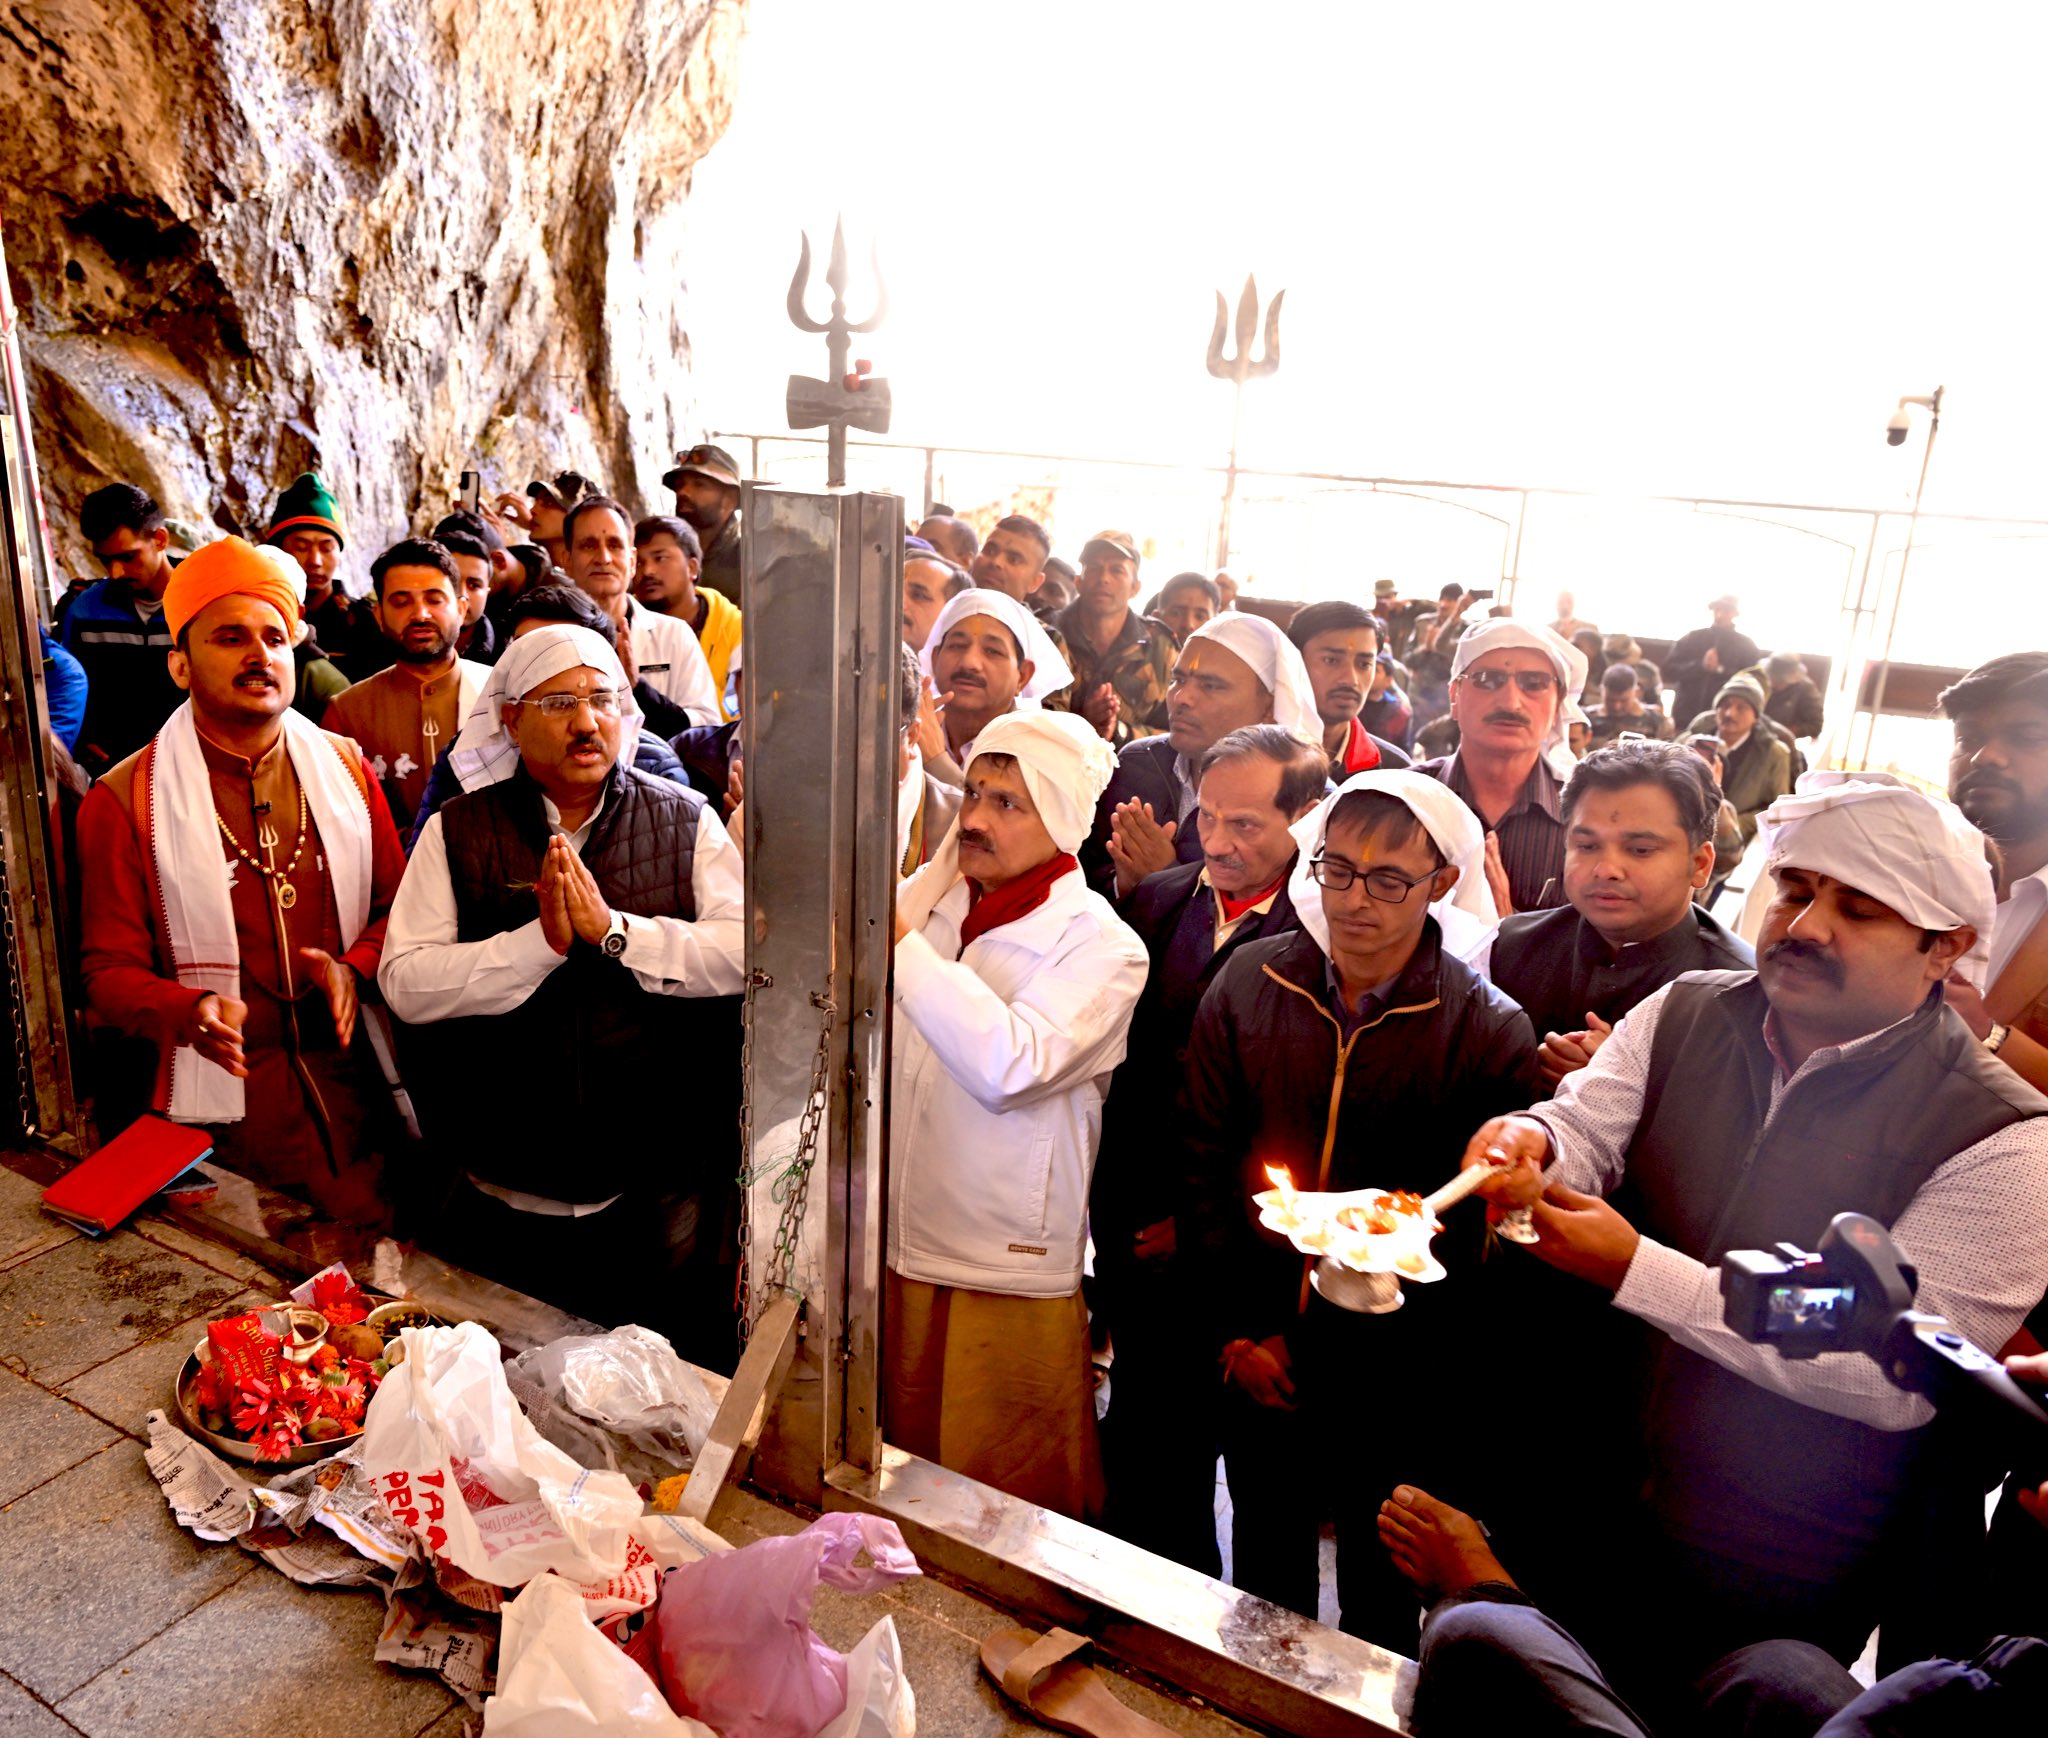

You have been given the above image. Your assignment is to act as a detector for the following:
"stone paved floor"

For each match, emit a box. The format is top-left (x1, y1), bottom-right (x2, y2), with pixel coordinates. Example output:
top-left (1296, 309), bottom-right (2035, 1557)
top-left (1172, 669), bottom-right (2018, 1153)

top-left (0, 1159), bottom-right (1265, 1737)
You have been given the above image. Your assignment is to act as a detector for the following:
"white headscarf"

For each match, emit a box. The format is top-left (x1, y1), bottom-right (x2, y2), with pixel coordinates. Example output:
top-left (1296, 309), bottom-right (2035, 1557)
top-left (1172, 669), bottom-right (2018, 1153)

top-left (896, 710), bottom-right (1118, 933)
top-left (920, 588), bottom-right (1073, 702)
top-left (1285, 769), bottom-right (1498, 959)
top-left (1449, 617), bottom-right (1590, 781)
top-left (1182, 614), bottom-right (1324, 746)
top-left (1757, 770), bottom-right (1996, 987)
top-left (446, 623), bottom-right (641, 792)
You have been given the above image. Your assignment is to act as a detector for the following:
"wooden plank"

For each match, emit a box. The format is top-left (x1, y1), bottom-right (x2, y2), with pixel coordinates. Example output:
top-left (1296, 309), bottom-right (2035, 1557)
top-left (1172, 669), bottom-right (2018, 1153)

top-left (679, 1294), bottom-right (802, 1523)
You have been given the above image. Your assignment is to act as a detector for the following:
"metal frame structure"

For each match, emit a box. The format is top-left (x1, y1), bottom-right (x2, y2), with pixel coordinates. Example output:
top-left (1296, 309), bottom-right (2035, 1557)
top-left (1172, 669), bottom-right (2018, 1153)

top-left (0, 326), bottom-right (83, 1152)
top-left (716, 428), bottom-right (2048, 770)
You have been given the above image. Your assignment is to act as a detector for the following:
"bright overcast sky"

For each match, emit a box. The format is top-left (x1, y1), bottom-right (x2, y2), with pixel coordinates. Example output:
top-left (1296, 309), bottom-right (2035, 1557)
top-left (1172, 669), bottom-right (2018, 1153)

top-left (682, 1), bottom-right (2048, 533)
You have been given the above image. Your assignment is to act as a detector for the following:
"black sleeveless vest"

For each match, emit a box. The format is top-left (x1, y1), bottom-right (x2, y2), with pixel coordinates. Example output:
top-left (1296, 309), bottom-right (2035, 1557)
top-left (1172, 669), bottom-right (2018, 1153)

top-left (408, 764), bottom-right (741, 1201)
top-left (1620, 971), bottom-right (2044, 1593)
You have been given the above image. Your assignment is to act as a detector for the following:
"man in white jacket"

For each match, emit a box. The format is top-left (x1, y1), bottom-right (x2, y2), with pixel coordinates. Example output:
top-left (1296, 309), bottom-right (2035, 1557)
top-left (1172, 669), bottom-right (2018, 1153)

top-left (886, 710), bottom-right (1147, 1520)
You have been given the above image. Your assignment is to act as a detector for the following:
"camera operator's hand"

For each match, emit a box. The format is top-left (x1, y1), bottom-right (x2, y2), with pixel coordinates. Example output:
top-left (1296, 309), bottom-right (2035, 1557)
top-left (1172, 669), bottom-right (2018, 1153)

top-left (1525, 1182), bottom-right (1641, 1293)
top-left (1460, 1114), bottom-right (1551, 1214)
top-left (2005, 1350), bottom-right (2048, 1525)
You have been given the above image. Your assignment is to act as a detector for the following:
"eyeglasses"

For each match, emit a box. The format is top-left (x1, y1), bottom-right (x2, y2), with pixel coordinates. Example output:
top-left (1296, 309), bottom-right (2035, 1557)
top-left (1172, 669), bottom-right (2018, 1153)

top-left (513, 689), bottom-right (626, 718)
top-left (1309, 855), bottom-right (1437, 903)
top-left (1460, 667), bottom-right (1558, 695)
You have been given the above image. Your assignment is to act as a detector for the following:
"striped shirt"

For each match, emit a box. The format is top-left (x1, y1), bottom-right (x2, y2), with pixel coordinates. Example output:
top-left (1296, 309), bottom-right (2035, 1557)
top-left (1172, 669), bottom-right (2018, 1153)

top-left (1414, 750), bottom-right (1567, 912)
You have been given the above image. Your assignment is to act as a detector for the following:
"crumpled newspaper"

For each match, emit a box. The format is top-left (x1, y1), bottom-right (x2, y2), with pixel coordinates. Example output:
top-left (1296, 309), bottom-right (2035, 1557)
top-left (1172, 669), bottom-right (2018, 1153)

top-left (144, 1410), bottom-right (500, 1703)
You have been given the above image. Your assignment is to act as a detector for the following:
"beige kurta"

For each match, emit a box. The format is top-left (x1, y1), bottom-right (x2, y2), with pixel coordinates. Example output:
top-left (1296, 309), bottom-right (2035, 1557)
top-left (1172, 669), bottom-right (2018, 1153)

top-left (323, 661), bottom-right (479, 827)
top-left (884, 1270), bottom-right (1105, 1521)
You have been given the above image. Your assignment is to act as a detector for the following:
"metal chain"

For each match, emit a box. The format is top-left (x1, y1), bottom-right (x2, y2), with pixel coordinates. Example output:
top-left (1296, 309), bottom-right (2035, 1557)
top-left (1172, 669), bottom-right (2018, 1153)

top-left (734, 969), bottom-right (837, 1353)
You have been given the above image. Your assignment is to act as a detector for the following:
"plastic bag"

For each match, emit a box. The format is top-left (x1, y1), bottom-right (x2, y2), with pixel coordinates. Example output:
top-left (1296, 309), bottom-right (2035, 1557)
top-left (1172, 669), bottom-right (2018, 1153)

top-left (505, 1325), bottom-right (718, 1473)
top-left (484, 1571), bottom-right (715, 1736)
top-left (816, 1617), bottom-right (916, 1738)
top-left (360, 1322), bottom-right (644, 1592)
top-left (633, 1512), bottom-right (921, 1738)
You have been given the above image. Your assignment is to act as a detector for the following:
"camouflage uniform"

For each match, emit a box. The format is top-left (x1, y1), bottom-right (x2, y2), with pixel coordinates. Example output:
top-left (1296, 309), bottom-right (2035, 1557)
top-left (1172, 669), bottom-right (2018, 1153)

top-left (1052, 602), bottom-right (1175, 743)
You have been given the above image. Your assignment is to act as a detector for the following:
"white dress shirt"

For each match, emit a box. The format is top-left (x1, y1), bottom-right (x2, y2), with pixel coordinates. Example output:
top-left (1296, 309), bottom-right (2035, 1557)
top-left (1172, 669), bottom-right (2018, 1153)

top-left (625, 597), bottom-right (721, 728)
top-left (378, 788), bottom-right (746, 1023)
top-left (1529, 980), bottom-right (2048, 1431)
top-left (1990, 864), bottom-right (2048, 991)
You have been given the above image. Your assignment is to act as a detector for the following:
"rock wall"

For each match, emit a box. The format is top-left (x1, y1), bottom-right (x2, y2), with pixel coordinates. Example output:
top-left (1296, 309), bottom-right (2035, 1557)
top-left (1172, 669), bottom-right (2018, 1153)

top-left (1, 0), bottom-right (746, 582)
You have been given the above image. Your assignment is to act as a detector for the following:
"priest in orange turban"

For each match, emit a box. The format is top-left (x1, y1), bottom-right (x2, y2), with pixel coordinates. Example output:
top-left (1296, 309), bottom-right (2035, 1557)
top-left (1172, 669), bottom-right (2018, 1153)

top-left (76, 537), bottom-right (409, 1224)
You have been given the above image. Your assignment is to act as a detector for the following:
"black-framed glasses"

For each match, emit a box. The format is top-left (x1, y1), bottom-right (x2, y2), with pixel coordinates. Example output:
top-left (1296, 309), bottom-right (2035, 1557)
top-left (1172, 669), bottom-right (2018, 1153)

top-left (1460, 667), bottom-right (1558, 695)
top-left (1309, 854), bottom-right (1436, 903)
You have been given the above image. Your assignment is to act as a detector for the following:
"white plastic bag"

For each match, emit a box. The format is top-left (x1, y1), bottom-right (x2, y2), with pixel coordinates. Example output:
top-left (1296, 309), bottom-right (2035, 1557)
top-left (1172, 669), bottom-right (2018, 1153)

top-left (816, 1618), bottom-right (917, 1738)
top-left (505, 1325), bottom-right (719, 1469)
top-left (360, 1322), bottom-right (643, 1591)
top-left (484, 1572), bottom-right (715, 1737)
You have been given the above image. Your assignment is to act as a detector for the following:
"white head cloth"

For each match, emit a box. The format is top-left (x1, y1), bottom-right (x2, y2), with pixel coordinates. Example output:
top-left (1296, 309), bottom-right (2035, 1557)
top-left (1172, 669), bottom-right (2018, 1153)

top-left (920, 588), bottom-right (1073, 702)
top-left (1757, 770), bottom-right (1996, 988)
top-left (896, 709), bottom-right (1118, 934)
top-left (446, 623), bottom-right (640, 793)
top-left (1449, 616), bottom-right (1590, 781)
top-left (1285, 769), bottom-right (1498, 958)
top-left (1183, 613), bottom-right (1324, 745)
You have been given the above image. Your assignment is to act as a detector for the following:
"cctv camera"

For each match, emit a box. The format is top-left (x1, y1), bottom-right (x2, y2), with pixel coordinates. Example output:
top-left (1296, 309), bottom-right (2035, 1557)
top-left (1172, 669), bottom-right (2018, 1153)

top-left (1885, 408), bottom-right (1912, 447)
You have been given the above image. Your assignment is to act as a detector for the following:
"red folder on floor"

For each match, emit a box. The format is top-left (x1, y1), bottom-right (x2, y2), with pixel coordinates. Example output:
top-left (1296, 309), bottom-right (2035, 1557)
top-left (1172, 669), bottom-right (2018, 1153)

top-left (41, 1117), bottom-right (215, 1236)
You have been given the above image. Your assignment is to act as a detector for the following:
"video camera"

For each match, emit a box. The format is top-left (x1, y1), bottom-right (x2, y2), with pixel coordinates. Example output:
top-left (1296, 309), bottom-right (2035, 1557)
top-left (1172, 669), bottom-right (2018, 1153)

top-left (1723, 1213), bottom-right (2048, 1470)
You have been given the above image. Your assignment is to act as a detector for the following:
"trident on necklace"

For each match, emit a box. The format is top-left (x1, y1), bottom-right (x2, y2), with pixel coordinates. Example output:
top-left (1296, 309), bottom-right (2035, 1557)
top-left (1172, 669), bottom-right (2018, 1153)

top-left (1206, 274), bottom-right (1285, 569)
top-left (785, 215), bottom-right (891, 489)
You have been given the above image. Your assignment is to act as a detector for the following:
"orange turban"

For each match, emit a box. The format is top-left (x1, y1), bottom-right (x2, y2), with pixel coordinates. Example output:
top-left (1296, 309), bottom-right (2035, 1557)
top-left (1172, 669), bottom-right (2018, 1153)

top-left (161, 536), bottom-right (304, 641)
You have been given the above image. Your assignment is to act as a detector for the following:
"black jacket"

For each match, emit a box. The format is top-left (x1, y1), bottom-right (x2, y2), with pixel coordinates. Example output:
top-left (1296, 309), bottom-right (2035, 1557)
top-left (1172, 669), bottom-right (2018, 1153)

top-left (1082, 737), bottom-right (1199, 895)
top-left (1488, 902), bottom-right (1753, 1039)
top-left (1093, 859), bottom-right (1299, 1269)
top-left (1665, 624), bottom-right (1762, 725)
top-left (1178, 921), bottom-right (1537, 1350)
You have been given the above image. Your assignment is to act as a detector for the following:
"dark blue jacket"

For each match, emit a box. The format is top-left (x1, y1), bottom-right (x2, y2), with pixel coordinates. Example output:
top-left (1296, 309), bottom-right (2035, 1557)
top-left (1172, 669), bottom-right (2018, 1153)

top-left (39, 625), bottom-right (87, 751)
top-left (54, 577), bottom-right (181, 773)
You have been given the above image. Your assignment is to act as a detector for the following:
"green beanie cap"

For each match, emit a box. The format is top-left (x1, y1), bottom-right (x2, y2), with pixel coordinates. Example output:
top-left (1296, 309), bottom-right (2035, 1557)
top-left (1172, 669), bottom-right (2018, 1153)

top-left (265, 472), bottom-right (345, 549)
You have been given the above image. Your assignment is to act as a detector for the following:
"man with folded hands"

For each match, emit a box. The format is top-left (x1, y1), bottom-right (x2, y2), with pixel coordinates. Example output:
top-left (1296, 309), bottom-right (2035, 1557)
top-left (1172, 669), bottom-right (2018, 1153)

top-left (379, 624), bottom-right (744, 1350)
top-left (885, 710), bottom-right (1146, 1522)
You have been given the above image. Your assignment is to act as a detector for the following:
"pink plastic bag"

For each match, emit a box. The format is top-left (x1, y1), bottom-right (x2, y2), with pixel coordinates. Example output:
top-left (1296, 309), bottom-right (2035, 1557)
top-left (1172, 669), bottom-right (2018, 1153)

top-left (632, 1513), bottom-right (919, 1738)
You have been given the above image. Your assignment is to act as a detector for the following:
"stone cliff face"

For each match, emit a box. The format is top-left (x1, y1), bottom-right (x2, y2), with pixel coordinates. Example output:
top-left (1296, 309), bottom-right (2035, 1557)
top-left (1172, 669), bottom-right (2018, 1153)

top-left (1, 0), bottom-right (745, 580)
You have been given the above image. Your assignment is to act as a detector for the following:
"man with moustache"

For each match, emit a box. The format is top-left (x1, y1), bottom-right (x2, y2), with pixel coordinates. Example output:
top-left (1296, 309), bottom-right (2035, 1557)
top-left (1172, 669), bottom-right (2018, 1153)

top-left (1093, 725), bottom-right (1329, 1572)
top-left (1462, 773), bottom-right (2048, 1715)
top-left (1414, 617), bottom-right (1589, 914)
top-left (1939, 653), bottom-right (2048, 1087)
top-left (322, 539), bottom-right (491, 831)
top-left (560, 496), bottom-right (721, 733)
top-left (1085, 612), bottom-right (1326, 897)
top-left (77, 538), bottom-right (407, 1224)
top-left (886, 711), bottom-right (1144, 1520)
top-left (915, 588), bottom-right (1071, 785)
top-left (1286, 599), bottom-right (1413, 776)
top-left (900, 540), bottom-right (969, 651)
top-left (380, 623), bottom-right (745, 1341)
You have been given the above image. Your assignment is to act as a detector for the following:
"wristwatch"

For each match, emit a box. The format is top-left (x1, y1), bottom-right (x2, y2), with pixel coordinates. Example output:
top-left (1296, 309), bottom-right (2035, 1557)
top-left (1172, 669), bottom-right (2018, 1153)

top-left (1984, 1021), bottom-right (2011, 1054)
top-left (601, 912), bottom-right (629, 959)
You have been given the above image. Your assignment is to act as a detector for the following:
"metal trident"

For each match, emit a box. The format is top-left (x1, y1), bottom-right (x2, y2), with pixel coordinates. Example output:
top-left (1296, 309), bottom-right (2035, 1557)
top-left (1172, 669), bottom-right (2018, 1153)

top-left (786, 216), bottom-right (891, 488)
top-left (1206, 274), bottom-right (1285, 568)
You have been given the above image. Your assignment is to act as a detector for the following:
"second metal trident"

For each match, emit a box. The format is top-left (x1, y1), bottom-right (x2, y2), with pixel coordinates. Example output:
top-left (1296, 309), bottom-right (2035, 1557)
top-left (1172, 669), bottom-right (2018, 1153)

top-left (786, 217), bottom-right (890, 489)
top-left (1207, 274), bottom-right (1284, 569)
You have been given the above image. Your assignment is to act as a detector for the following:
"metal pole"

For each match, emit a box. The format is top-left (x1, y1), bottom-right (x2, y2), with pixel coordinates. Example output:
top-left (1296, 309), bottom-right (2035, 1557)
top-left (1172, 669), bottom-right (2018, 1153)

top-left (1862, 390), bottom-right (1942, 765)
top-left (922, 447), bottom-right (934, 520)
top-left (0, 216), bottom-right (58, 618)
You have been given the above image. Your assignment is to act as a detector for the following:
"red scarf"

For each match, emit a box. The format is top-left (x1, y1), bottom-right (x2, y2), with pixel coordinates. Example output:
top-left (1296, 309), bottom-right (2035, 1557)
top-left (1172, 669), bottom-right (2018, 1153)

top-left (1342, 716), bottom-right (1382, 776)
top-left (1216, 870), bottom-right (1288, 925)
top-left (960, 853), bottom-right (1078, 950)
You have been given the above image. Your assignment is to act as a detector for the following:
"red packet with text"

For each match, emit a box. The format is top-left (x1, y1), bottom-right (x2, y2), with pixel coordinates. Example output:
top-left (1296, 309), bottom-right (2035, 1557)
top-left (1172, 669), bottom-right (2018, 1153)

top-left (207, 1311), bottom-right (283, 1390)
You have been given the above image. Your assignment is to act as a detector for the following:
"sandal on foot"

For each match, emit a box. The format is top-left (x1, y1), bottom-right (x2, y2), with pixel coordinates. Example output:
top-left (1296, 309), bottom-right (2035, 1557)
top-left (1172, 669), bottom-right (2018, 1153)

top-left (978, 1625), bottom-right (1174, 1737)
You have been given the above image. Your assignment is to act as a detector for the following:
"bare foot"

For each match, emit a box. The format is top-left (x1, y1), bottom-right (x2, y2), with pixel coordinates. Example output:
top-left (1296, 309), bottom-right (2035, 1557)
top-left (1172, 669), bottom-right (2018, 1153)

top-left (1377, 1485), bottom-right (1518, 1599)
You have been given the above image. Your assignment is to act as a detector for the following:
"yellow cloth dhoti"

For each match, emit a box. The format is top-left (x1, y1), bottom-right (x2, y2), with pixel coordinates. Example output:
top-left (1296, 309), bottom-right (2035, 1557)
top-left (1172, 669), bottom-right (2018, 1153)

top-left (884, 1270), bottom-right (1104, 1522)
